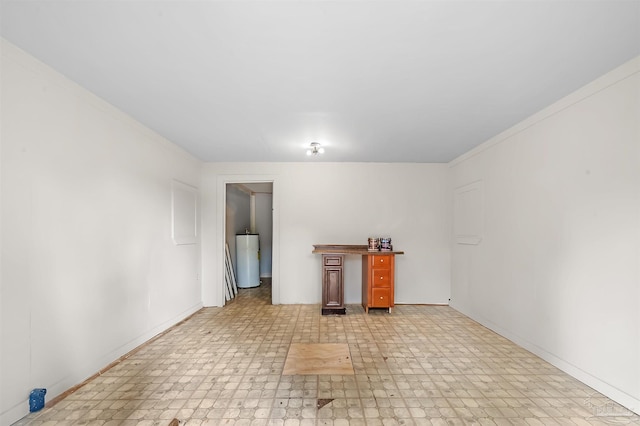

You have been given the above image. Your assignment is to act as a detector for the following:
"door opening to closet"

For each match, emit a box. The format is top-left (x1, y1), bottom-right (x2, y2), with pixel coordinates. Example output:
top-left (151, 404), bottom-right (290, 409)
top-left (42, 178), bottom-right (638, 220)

top-left (224, 182), bottom-right (274, 305)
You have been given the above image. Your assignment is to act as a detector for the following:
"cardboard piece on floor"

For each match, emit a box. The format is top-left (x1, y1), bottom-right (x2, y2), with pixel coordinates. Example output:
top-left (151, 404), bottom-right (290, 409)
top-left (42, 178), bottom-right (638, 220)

top-left (283, 343), bottom-right (354, 375)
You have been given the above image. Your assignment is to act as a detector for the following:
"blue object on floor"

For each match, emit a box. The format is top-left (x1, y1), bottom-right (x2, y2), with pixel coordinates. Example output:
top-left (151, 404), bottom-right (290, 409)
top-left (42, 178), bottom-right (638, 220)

top-left (29, 388), bottom-right (46, 412)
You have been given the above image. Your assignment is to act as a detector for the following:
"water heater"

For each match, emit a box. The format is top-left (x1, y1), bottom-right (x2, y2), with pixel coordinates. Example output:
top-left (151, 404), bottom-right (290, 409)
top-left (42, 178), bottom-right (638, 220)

top-left (236, 234), bottom-right (260, 288)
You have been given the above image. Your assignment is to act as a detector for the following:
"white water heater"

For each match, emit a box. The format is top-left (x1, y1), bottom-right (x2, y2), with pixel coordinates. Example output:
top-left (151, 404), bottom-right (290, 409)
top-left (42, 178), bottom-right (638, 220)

top-left (236, 234), bottom-right (260, 288)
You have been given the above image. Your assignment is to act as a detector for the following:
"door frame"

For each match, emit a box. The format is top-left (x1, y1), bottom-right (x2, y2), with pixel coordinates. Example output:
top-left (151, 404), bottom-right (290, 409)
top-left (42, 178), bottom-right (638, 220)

top-left (217, 175), bottom-right (279, 305)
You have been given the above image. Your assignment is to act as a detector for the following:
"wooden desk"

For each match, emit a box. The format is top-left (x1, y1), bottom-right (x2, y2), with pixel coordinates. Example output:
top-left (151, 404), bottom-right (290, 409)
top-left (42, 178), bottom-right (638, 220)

top-left (312, 245), bottom-right (404, 315)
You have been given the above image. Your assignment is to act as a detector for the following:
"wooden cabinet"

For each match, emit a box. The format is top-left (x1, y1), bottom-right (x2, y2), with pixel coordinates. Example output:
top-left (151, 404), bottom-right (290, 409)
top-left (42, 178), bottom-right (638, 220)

top-left (313, 245), bottom-right (403, 316)
top-left (322, 254), bottom-right (345, 315)
top-left (362, 254), bottom-right (395, 313)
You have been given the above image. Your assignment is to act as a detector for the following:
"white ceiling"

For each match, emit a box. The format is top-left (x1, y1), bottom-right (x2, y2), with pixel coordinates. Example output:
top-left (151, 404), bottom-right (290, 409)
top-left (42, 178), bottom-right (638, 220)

top-left (2, 1), bottom-right (639, 163)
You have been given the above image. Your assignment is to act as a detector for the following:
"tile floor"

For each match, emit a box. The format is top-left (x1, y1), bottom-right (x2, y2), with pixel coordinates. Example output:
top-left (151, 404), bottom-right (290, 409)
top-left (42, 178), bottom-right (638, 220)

top-left (14, 281), bottom-right (638, 425)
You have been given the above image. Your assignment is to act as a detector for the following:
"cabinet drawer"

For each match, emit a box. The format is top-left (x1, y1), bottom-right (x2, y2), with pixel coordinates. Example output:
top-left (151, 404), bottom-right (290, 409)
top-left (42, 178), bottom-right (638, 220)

top-left (371, 255), bottom-right (392, 269)
top-left (323, 255), bottom-right (343, 267)
top-left (371, 288), bottom-right (391, 307)
top-left (371, 268), bottom-right (391, 287)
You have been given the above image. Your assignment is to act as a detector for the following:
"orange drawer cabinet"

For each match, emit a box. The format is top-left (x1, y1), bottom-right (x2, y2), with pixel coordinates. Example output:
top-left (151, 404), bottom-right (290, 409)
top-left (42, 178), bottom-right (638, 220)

top-left (362, 254), bottom-right (396, 313)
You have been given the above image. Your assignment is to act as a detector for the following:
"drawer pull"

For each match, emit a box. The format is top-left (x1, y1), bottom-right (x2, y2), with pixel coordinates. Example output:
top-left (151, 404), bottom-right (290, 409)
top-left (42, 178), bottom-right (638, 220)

top-left (380, 276), bottom-right (383, 280)
top-left (380, 296), bottom-right (384, 299)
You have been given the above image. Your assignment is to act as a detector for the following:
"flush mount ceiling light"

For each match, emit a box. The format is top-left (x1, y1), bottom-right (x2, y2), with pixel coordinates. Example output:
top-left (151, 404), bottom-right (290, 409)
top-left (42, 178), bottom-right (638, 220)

top-left (306, 142), bottom-right (325, 156)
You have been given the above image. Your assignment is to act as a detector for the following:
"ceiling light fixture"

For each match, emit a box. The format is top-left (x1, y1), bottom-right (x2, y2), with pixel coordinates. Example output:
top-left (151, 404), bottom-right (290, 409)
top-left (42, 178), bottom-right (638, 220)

top-left (306, 142), bottom-right (325, 156)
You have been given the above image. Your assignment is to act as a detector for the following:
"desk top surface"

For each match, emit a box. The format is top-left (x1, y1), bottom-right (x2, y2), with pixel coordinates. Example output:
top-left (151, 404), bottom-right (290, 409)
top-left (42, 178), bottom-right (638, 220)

top-left (312, 244), bottom-right (404, 255)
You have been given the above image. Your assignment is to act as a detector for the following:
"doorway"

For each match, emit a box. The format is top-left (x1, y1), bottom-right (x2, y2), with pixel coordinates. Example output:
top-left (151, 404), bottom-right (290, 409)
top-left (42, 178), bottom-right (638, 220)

top-left (226, 182), bottom-right (273, 290)
top-left (217, 176), bottom-right (279, 306)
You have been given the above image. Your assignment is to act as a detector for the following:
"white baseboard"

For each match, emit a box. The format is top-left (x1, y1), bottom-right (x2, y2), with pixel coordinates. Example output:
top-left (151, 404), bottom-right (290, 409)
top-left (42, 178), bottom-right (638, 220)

top-left (1, 303), bottom-right (203, 426)
top-left (450, 303), bottom-right (640, 416)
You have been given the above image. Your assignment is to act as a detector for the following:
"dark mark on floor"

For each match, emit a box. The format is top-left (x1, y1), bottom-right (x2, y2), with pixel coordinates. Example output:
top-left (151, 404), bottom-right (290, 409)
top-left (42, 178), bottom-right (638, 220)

top-left (317, 398), bottom-right (334, 409)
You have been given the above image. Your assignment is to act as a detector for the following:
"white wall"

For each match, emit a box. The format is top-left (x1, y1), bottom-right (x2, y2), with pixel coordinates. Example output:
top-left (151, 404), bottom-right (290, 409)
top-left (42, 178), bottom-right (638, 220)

top-left (225, 184), bottom-right (251, 274)
top-left (255, 193), bottom-right (273, 277)
top-left (449, 57), bottom-right (640, 413)
top-left (201, 162), bottom-right (450, 307)
top-left (1, 40), bottom-right (202, 424)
